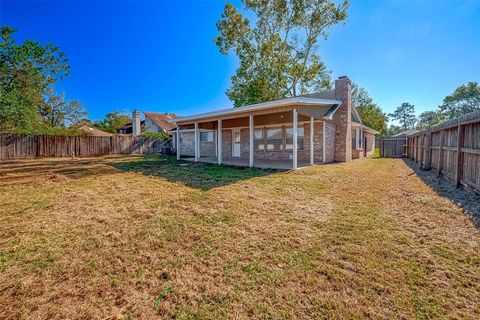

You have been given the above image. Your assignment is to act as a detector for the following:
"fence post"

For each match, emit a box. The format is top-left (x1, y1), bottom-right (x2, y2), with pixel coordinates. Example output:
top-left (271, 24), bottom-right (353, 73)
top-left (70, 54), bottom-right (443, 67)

top-left (437, 130), bottom-right (444, 176)
top-left (415, 136), bottom-right (419, 163)
top-left (419, 135), bottom-right (423, 168)
top-left (455, 125), bottom-right (465, 187)
top-left (424, 132), bottom-right (432, 170)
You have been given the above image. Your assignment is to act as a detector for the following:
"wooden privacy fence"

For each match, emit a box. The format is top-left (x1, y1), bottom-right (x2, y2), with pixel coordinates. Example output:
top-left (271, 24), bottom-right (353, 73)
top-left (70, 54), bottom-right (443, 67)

top-left (380, 137), bottom-right (406, 158)
top-left (406, 110), bottom-right (480, 194)
top-left (0, 134), bottom-right (169, 159)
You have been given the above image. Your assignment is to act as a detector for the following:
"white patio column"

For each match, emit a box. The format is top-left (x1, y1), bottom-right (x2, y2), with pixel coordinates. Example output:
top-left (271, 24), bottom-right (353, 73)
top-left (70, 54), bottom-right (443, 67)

top-left (194, 122), bottom-right (199, 162)
top-left (176, 125), bottom-right (180, 160)
top-left (217, 119), bottom-right (222, 165)
top-left (293, 109), bottom-right (298, 170)
top-left (249, 114), bottom-right (254, 167)
top-left (322, 121), bottom-right (327, 163)
top-left (310, 116), bottom-right (314, 165)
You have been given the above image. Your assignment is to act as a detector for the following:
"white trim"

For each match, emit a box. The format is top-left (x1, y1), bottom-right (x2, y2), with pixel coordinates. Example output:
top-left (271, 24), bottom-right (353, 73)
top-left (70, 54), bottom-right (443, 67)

top-left (217, 120), bottom-right (222, 165)
top-left (310, 116), bottom-right (314, 165)
top-left (176, 125), bottom-right (180, 160)
top-left (194, 123), bottom-right (199, 162)
top-left (293, 109), bottom-right (298, 170)
top-left (172, 97), bottom-right (341, 123)
top-left (232, 128), bottom-right (241, 158)
top-left (249, 114), bottom-right (254, 167)
top-left (323, 121), bottom-right (327, 163)
top-left (351, 121), bottom-right (380, 135)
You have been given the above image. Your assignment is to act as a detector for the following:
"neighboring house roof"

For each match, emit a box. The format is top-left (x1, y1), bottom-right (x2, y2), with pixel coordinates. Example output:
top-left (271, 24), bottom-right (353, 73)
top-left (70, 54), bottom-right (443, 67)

top-left (117, 120), bottom-right (145, 134)
top-left (144, 112), bottom-right (181, 131)
top-left (172, 96), bottom-right (342, 124)
top-left (78, 126), bottom-right (113, 137)
top-left (392, 129), bottom-right (419, 137)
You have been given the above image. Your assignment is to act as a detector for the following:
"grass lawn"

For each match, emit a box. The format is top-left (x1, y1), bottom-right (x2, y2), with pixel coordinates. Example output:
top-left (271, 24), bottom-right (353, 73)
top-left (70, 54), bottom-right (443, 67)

top-left (0, 156), bottom-right (479, 319)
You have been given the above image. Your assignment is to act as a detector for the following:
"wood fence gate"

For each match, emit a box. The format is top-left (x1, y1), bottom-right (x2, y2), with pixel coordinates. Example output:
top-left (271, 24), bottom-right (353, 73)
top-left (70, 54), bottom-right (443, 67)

top-left (380, 138), bottom-right (406, 158)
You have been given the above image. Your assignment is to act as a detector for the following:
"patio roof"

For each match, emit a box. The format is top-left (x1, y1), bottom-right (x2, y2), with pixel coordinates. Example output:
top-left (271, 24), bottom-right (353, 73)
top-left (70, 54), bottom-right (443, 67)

top-left (352, 121), bottom-right (381, 135)
top-left (172, 97), bottom-right (342, 124)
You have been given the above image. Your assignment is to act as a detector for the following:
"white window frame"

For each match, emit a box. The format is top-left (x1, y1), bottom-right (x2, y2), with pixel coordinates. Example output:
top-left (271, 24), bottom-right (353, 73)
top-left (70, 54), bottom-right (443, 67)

top-left (200, 131), bottom-right (214, 142)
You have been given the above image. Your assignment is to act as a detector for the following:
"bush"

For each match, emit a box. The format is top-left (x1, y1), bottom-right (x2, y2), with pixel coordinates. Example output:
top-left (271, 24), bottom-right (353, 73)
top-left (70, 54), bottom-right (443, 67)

top-left (141, 132), bottom-right (170, 140)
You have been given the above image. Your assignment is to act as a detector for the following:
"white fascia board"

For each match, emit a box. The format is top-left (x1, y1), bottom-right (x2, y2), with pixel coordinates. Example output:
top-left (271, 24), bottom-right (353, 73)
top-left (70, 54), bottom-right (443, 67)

top-left (172, 97), bottom-right (341, 123)
top-left (352, 121), bottom-right (380, 135)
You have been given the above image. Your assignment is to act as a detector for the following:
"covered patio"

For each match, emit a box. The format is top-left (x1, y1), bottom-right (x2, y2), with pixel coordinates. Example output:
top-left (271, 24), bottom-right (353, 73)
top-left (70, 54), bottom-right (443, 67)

top-left (182, 156), bottom-right (311, 170)
top-left (171, 96), bottom-right (343, 170)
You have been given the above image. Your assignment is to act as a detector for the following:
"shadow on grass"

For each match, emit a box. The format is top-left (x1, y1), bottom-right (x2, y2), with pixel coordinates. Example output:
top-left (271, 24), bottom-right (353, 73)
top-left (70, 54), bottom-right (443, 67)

top-left (402, 159), bottom-right (480, 228)
top-left (0, 156), bottom-right (139, 183)
top-left (112, 155), bottom-right (274, 190)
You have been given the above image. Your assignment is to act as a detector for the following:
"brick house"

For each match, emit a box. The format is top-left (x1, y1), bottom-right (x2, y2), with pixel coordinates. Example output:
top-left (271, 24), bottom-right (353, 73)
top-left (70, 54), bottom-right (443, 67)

top-left (117, 111), bottom-right (180, 135)
top-left (171, 76), bottom-right (379, 170)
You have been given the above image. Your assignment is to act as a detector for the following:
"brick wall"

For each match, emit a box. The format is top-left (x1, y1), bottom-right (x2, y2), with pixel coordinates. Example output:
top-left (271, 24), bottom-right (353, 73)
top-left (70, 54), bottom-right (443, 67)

top-left (333, 76), bottom-right (353, 162)
top-left (220, 123), bottom-right (325, 162)
top-left (180, 132), bottom-right (195, 156)
top-left (221, 130), bottom-right (232, 159)
top-left (325, 122), bottom-right (336, 162)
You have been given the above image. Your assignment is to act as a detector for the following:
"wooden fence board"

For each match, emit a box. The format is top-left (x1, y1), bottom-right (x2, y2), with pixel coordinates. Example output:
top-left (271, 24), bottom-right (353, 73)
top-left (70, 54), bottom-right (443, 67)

top-left (0, 134), bottom-right (169, 159)
top-left (405, 111), bottom-right (480, 194)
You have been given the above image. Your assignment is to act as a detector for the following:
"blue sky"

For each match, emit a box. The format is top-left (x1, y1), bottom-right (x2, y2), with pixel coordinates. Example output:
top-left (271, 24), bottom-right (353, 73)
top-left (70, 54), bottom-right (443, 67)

top-left (1, 0), bottom-right (479, 122)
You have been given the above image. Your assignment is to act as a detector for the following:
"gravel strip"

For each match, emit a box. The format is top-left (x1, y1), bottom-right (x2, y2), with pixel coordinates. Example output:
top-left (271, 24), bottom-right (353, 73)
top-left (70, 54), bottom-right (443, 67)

top-left (405, 159), bottom-right (480, 227)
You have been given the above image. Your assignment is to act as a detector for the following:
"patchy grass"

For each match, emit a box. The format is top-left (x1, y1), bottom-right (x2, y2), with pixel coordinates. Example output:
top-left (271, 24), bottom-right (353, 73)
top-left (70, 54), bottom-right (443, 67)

top-left (0, 155), bottom-right (479, 319)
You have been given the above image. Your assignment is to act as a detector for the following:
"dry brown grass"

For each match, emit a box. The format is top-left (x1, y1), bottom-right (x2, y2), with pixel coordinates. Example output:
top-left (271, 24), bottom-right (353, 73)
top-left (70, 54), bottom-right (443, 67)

top-left (0, 155), bottom-right (479, 319)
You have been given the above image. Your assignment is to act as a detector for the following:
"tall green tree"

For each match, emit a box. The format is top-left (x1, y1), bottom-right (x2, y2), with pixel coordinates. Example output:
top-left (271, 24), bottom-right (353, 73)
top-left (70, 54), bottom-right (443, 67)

top-left (0, 25), bottom-right (85, 133)
top-left (352, 84), bottom-right (388, 135)
top-left (416, 110), bottom-right (445, 130)
top-left (94, 112), bottom-right (131, 133)
top-left (389, 102), bottom-right (417, 130)
top-left (215, 0), bottom-right (349, 107)
top-left (439, 82), bottom-right (480, 119)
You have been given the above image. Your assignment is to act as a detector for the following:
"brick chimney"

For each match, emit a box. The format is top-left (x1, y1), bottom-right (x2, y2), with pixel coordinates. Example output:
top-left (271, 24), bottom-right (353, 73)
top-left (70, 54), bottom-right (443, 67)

top-left (333, 76), bottom-right (352, 162)
top-left (132, 110), bottom-right (141, 136)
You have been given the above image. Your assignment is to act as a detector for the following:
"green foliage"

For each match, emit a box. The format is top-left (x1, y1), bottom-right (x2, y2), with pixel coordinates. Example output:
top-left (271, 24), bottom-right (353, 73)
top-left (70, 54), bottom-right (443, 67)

top-left (141, 131), bottom-right (170, 140)
top-left (416, 110), bottom-right (445, 130)
top-left (352, 84), bottom-right (388, 135)
top-left (93, 111), bottom-right (131, 133)
top-left (0, 25), bottom-right (86, 133)
top-left (154, 285), bottom-right (171, 310)
top-left (438, 81), bottom-right (480, 119)
top-left (214, 0), bottom-right (349, 107)
top-left (389, 102), bottom-right (417, 130)
top-left (38, 88), bottom-right (86, 127)
top-left (387, 125), bottom-right (403, 136)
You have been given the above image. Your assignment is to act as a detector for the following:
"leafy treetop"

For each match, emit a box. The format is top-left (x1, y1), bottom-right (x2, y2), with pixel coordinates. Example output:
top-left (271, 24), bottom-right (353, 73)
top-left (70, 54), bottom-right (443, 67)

top-left (351, 83), bottom-right (388, 135)
top-left (215, 0), bottom-right (349, 107)
top-left (389, 102), bottom-right (417, 131)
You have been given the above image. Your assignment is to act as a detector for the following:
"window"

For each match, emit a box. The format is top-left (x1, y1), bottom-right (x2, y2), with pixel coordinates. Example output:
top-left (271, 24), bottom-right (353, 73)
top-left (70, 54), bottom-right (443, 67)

top-left (254, 128), bottom-right (264, 150)
top-left (285, 127), bottom-right (304, 150)
top-left (200, 131), bottom-right (214, 142)
top-left (234, 131), bottom-right (241, 143)
top-left (266, 128), bottom-right (283, 151)
top-left (352, 128), bottom-right (363, 150)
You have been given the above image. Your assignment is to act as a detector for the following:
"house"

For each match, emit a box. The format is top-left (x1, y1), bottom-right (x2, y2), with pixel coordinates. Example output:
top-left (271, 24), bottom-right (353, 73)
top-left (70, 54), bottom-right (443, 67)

top-left (117, 120), bottom-right (145, 135)
top-left (171, 76), bottom-right (379, 170)
top-left (117, 111), bottom-right (179, 136)
top-left (392, 129), bottom-right (419, 137)
top-left (78, 126), bottom-right (113, 137)
top-left (144, 112), bottom-right (179, 133)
